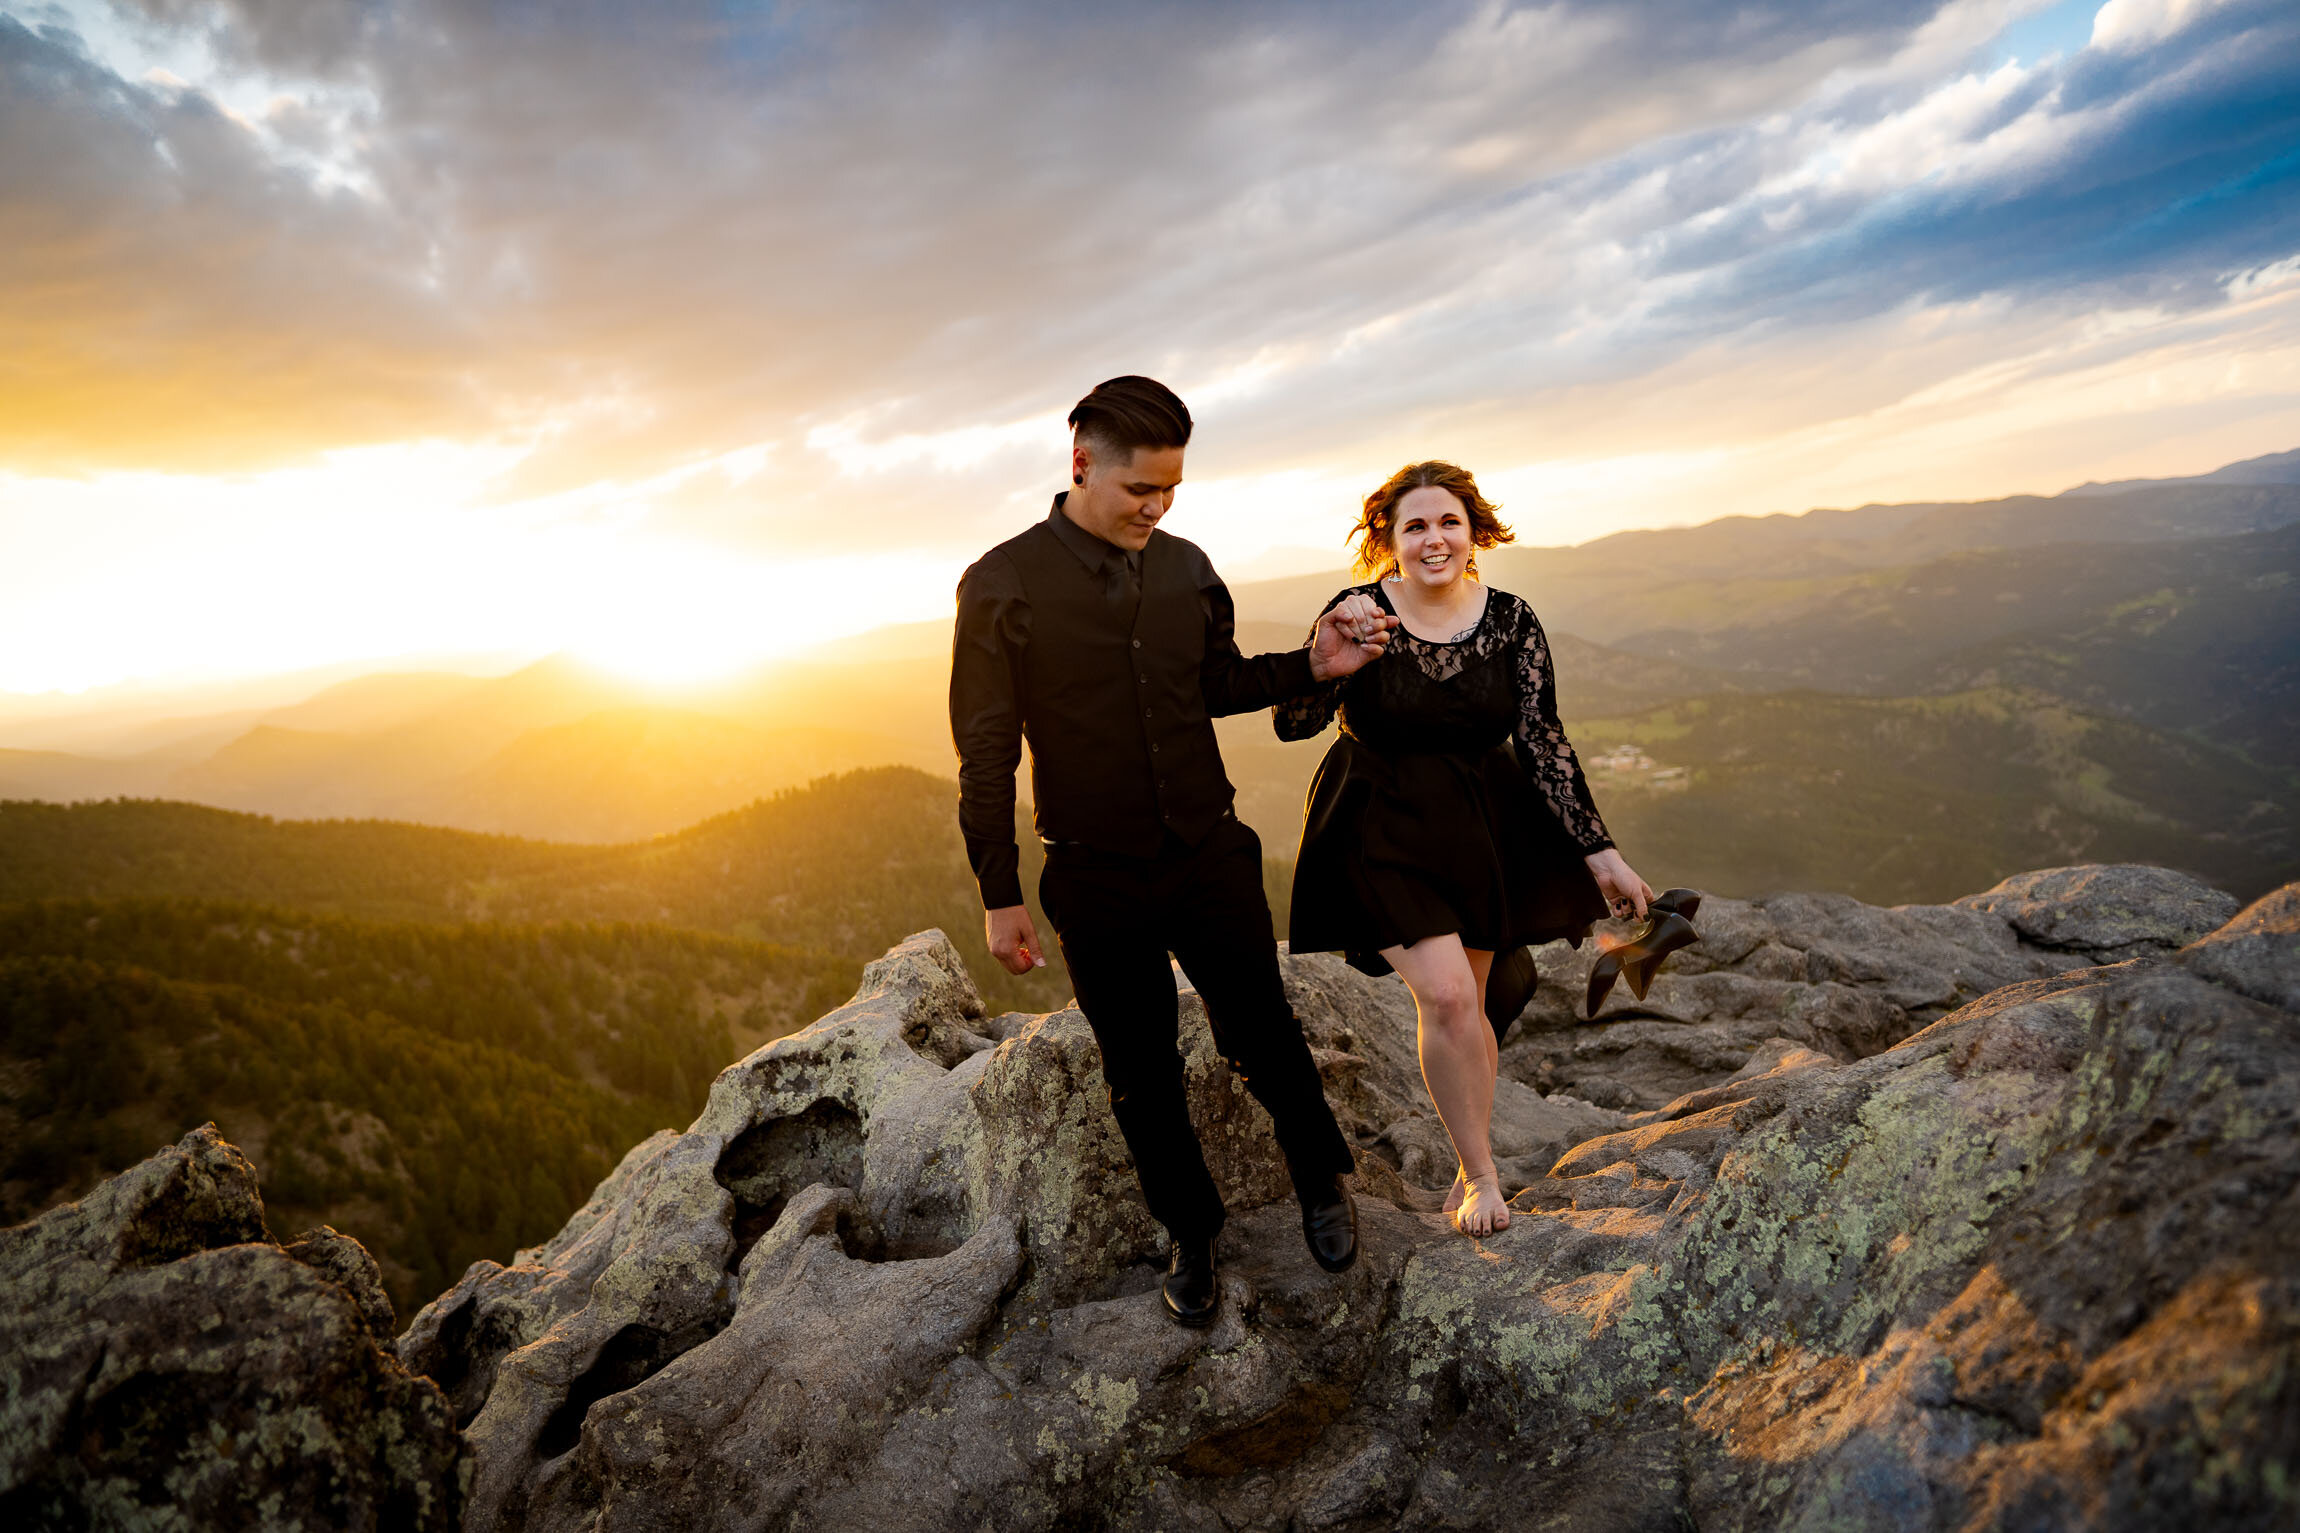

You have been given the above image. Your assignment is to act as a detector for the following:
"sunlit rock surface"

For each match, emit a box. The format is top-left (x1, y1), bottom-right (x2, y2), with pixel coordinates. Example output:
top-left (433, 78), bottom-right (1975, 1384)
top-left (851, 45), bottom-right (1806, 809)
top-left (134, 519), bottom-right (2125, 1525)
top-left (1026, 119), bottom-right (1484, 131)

top-left (394, 861), bottom-right (2296, 1531)
top-left (0, 1126), bottom-right (465, 1529)
top-left (1503, 862), bottom-right (2240, 1111)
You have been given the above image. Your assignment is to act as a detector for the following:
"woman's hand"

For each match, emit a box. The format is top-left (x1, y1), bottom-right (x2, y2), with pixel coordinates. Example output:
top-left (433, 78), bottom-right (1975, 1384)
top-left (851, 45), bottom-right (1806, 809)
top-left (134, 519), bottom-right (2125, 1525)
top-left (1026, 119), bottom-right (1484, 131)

top-left (1585, 847), bottom-right (1655, 921)
top-left (1309, 593), bottom-right (1395, 680)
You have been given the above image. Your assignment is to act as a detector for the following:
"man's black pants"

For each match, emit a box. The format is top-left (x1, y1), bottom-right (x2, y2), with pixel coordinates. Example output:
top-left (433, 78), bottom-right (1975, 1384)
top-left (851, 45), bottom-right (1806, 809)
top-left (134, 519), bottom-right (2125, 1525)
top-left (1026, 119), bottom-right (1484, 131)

top-left (1038, 815), bottom-right (1355, 1241)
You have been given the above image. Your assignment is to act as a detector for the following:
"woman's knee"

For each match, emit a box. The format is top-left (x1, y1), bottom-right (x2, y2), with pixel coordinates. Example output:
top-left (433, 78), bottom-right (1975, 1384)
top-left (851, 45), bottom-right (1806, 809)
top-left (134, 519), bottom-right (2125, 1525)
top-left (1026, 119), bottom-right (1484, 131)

top-left (1413, 973), bottom-right (1480, 1029)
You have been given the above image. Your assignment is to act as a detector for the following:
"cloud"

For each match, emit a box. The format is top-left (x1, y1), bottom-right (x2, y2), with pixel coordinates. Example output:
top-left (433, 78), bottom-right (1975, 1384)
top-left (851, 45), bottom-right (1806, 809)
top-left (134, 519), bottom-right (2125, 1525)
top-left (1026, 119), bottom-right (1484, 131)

top-left (2089, 0), bottom-right (2245, 51)
top-left (1712, 0), bottom-right (2300, 317)
top-left (0, 0), bottom-right (2295, 654)
top-left (0, 11), bottom-right (478, 469)
top-left (0, 2), bottom-right (1953, 480)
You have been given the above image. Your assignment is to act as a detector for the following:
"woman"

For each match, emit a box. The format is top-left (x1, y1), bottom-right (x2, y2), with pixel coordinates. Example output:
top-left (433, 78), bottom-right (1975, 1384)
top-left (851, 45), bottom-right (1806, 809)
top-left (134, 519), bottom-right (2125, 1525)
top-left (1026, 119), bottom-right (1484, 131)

top-left (1277, 462), bottom-right (1654, 1236)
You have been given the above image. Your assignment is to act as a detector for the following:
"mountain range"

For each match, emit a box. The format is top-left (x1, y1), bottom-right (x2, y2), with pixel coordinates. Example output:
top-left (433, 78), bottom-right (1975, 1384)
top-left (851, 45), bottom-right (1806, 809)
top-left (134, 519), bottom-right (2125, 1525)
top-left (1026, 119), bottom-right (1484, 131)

top-left (3, 449), bottom-right (2294, 875)
top-left (4, 446), bottom-right (2296, 1332)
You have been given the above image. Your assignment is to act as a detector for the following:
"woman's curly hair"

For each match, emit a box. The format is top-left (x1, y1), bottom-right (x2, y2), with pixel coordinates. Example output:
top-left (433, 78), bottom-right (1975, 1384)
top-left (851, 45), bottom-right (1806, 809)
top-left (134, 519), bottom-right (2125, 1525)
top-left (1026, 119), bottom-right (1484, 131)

top-left (1347, 460), bottom-right (1514, 580)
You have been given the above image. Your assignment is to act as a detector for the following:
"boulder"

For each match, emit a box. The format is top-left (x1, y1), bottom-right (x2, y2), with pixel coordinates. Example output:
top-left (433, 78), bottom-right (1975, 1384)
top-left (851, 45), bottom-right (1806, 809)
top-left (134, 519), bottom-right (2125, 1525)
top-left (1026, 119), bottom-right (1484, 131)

top-left (2177, 882), bottom-right (2300, 1011)
top-left (1501, 861), bottom-right (2230, 1111)
top-left (283, 1222), bottom-right (398, 1339)
top-left (398, 870), bottom-right (2300, 1532)
top-left (1952, 861), bottom-right (2242, 960)
top-left (0, 1125), bottom-right (465, 1530)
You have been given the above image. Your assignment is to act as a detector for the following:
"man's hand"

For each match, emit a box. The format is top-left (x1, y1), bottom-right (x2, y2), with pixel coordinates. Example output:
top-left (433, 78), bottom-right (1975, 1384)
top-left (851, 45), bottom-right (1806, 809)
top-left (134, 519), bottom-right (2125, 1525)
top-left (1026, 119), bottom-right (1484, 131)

top-left (1309, 593), bottom-right (1396, 681)
top-left (1585, 848), bottom-right (1656, 922)
top-left (986, 904), bottom-right (1047, 975)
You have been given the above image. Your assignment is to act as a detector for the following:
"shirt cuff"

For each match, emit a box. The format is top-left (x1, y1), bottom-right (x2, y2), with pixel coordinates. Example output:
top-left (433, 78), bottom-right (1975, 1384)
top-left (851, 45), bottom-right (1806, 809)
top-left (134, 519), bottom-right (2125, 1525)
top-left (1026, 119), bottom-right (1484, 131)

top-left (964, 824), bottom-right (1024, 910)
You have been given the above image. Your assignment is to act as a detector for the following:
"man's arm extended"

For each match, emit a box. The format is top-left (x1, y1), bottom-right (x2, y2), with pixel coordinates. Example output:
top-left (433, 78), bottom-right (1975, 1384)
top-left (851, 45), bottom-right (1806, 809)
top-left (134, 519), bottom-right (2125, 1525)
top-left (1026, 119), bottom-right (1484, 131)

top-left (949, 552), bottom-right (1044, 972)
top-left (1199, 558), bottom-right (1393, 716)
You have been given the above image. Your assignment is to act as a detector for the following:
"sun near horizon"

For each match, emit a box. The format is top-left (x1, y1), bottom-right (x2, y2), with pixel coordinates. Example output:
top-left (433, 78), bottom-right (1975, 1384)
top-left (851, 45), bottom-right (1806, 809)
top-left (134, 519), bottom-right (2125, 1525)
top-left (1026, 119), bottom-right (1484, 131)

top-left (5, 0), bottom-right (2300, 700)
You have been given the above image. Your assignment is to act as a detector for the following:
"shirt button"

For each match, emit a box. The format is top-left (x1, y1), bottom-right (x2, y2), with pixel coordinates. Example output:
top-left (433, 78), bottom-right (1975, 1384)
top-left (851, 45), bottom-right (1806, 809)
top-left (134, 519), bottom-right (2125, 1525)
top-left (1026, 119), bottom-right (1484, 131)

top-left (1152, 743), bottom-right (1160, 752)
top-left (1132, 640), bottom-right (1141, 648)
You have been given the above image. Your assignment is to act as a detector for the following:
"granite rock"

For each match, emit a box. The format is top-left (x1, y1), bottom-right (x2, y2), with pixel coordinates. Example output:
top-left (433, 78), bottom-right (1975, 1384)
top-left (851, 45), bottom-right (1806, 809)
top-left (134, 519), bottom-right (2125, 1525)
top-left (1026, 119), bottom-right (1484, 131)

top-left (2177, 882), bottom-right (2300, 1011)
top-left (1953, 862), bottom-right (2243, 960)
top-left (396, 867), bottom-right (2299, 1532)
top-left (0, 1125), bottom-right (465, 1530)
top-left (1500, 861), bottom-right (2234, 1112)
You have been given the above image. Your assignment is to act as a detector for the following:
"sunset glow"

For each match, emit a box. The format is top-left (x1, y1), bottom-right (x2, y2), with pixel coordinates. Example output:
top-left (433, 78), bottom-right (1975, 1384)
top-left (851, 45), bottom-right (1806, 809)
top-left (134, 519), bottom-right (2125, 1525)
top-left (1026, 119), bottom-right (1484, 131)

top-left (2, 11), bottom-right (2296, 1504)
top-left (3, 0), bottom-right (2297, 696)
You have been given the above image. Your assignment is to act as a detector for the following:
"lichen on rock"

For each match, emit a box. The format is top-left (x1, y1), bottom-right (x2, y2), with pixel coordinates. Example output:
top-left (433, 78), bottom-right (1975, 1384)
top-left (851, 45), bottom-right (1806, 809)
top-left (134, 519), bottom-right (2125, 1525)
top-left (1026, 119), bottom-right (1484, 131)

top-left (380, 863), bottom-right (2299, 1530)
top-left (19, 863), bottom-right (2295, 1531)
top-left (0, 1125), bottom-right (465, 1529)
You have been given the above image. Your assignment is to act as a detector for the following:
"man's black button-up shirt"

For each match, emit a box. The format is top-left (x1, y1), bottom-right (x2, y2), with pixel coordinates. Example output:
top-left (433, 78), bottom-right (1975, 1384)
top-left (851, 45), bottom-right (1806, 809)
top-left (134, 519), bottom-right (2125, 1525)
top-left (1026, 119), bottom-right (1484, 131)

top-left (950, 495), bottom-right (1318, 908)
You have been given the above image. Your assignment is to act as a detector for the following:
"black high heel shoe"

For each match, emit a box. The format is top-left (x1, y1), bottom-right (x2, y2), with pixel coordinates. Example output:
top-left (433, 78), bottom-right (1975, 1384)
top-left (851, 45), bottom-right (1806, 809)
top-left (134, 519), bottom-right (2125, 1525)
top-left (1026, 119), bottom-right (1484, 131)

top-left (1585, 888), bottom-right (1703, 1018)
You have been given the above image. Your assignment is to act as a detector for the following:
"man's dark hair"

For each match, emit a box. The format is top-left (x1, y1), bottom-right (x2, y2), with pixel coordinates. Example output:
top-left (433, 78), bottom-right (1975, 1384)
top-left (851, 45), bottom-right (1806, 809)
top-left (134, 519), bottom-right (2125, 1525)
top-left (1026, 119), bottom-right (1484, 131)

top-left (1068, 376), bottom-right (1192, 460)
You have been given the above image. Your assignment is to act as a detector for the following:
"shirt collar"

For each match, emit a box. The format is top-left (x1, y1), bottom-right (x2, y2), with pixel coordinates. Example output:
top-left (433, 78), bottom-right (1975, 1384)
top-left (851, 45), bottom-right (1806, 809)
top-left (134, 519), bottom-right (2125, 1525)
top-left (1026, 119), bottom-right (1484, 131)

top-left (1048, 492), bottom-right (1141, 574)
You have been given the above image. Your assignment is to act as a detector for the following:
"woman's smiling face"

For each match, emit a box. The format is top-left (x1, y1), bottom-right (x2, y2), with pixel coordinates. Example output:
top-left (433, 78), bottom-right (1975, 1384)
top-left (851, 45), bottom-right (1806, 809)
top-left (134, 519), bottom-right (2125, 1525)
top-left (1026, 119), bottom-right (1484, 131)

top-left (1389, 485), bottom-right (1474, 591)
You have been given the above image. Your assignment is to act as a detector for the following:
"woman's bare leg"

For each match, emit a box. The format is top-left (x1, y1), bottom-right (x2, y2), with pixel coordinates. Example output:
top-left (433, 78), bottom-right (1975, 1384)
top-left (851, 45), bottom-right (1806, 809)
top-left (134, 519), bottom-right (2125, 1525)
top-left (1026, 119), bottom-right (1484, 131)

top-left (1442, 947), bottom-right (1496, 1216)
top-left (1383, 936), bottom-right (1509, 1235)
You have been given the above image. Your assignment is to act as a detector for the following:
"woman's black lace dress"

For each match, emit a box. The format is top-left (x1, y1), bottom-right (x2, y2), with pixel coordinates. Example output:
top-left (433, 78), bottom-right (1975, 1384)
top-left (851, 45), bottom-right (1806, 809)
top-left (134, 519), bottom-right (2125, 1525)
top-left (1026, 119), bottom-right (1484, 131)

top-left (1277, 581), bottom-right (1612, 974)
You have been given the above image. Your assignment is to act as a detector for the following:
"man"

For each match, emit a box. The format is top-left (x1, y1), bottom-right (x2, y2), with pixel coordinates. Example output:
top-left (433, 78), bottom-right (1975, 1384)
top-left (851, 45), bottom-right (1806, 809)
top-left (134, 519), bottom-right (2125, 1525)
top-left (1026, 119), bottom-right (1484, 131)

top-left (950, 375), bottom-right (1395, 1327)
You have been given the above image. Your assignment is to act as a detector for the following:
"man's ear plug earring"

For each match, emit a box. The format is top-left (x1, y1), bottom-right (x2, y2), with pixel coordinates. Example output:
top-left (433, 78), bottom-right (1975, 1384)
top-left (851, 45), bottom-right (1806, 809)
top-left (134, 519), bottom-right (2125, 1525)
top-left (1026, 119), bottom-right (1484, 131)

top-left (1074, 474), bottom-right (1084, 485)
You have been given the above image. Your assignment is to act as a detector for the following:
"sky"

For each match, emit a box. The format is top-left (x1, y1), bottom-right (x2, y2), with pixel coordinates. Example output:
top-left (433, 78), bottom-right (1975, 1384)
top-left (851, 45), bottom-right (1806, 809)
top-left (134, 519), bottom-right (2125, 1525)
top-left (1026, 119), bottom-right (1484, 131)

top-left (3, 0), bottom-right (2298, 693)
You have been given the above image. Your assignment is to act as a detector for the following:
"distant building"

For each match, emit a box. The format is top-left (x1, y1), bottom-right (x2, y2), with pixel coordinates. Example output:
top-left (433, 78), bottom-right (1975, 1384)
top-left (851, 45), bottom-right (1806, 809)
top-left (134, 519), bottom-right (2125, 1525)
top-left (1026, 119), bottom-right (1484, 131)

top-left (1589, 746), bottom-right (1688, 789)
top-left (1591, 745), bottom-right (1658, 775)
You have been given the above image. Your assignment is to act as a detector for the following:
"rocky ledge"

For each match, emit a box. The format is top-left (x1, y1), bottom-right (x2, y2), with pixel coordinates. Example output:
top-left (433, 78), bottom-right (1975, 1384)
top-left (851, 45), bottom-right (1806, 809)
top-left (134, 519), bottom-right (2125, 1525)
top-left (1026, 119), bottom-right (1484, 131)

top-left (0, 1125), bottom-right (465, 1528)
top-left (6, 864), bottom-right (2294, 1530)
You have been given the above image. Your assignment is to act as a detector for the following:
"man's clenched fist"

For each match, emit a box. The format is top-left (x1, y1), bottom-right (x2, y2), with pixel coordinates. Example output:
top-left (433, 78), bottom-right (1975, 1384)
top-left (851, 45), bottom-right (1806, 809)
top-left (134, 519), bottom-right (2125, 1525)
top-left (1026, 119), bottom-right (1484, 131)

top-left (985, 904), bottom-right (1047, 975)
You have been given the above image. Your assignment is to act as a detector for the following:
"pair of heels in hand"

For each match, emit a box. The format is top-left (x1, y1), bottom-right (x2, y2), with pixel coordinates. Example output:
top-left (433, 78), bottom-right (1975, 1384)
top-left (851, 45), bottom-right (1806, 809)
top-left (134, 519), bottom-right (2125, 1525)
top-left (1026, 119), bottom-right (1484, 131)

top-left (1585, 888), bottom-right (1703, 1018)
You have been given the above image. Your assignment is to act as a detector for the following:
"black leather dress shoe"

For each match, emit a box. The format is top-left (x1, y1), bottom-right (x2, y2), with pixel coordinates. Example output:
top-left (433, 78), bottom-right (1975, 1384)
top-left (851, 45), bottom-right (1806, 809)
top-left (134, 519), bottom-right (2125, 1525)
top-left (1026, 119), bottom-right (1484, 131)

top-left (1298, 1174), bottom-right (1358, 1273)
top-left (1585, 888), bottom-right (1704, 1018)
top-left (1161, 1238), bottom-right (1219, 1328)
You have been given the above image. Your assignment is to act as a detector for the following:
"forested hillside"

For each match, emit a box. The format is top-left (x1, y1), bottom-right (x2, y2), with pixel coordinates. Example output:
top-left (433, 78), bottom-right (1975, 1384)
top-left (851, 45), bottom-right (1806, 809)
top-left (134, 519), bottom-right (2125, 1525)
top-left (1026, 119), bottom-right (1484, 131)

top-left (1600, 523), bottom-right (2300, 700)
top-left (467, 768), bottom-right (1038, 968)
top-left (0, 797), bottom-right (601, 918)
top-left (0, 899), bottom-right (850, 1314)
top-left (1905, 533), bottom-right (2300, 766)
top-left (0, 767), bottom-right (1072, 1013)
top-left (0, 770), bottom-right (1087, 1316)
top-left (1574, 688), bottom-right (2296, 904)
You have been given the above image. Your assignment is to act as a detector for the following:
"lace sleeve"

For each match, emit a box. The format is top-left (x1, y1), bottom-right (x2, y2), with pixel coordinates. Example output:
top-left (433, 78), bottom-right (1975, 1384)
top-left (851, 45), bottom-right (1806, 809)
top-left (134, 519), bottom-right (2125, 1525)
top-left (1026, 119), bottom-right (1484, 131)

top-left (1272, 588), bottom-right (1353, 741)
top-left (1510, 599), bottom-right (1614, 853)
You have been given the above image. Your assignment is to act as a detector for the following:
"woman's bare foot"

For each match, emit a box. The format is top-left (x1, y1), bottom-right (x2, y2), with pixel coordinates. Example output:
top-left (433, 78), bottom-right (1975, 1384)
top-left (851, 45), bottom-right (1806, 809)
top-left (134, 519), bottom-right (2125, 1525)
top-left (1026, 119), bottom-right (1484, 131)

top-left (1451, 1171), bottom-right (1511, 1236)
top-left (1443, 1170), bottom-right (1467, 1215)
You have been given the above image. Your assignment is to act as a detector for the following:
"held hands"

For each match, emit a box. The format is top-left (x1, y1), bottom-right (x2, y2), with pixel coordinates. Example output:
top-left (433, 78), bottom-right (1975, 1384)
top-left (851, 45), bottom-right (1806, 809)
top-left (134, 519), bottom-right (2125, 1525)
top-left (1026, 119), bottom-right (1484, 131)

top-left (986, 904), bottom-right (1047, 975)
top-left (1309, 593), bottom-right (1396, 681)
top-left (1585, 847), bottom-right (1656, 921)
